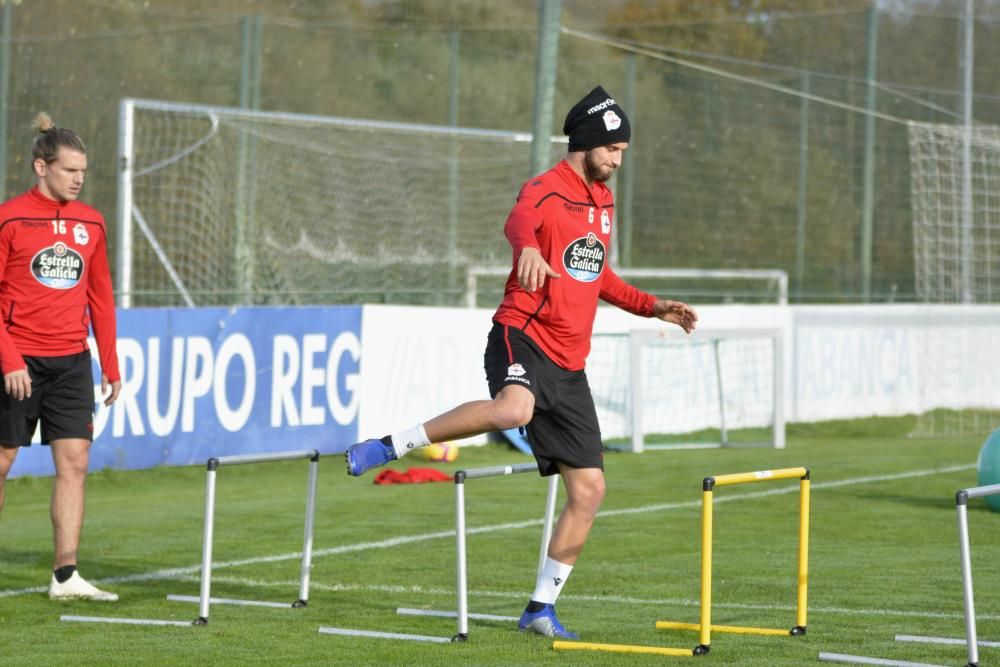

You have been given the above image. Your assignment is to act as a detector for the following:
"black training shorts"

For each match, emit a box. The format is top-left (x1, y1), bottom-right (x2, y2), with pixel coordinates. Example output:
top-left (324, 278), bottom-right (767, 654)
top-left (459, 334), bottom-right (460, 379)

top-left (484, 322), bottom-right (603, 476)
top-left (0, 351), bottom-right (95, 446)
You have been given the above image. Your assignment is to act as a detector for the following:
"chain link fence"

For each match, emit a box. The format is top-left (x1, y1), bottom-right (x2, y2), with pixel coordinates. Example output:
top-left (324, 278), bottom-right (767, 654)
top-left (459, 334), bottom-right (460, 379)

top-left (2, 1), bottom-right (1000, 304)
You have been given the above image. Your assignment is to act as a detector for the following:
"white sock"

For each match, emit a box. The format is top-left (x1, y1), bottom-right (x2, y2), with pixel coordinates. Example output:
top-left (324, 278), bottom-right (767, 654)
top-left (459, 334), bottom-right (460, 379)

top-left (389, 424), bottom-right (430, 459)
top-left (530, 557), bottom-right (573, 605)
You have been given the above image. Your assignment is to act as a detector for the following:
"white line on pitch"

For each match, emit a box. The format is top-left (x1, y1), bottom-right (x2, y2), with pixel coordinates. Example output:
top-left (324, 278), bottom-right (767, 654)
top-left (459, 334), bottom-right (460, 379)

top-left (396, 607), bottom-right (518, 622)
top-left (166, 594), bottom-right (294, 609)
top-left (0, 463), bottom-right (976, 600)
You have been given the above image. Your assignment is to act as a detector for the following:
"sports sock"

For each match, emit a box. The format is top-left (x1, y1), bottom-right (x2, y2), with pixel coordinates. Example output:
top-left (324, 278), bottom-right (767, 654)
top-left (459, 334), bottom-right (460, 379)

top-left (530, 557), bottom-right (573, 605)
top-left (53, 565), bottom-right (77, 584)
top-left (388, 424), bottom-right (430, 459)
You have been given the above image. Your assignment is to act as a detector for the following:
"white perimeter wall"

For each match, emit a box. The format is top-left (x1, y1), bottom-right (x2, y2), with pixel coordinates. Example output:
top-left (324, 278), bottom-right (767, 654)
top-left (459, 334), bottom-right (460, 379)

top-left (357, 304), bottom-right (1000, 442)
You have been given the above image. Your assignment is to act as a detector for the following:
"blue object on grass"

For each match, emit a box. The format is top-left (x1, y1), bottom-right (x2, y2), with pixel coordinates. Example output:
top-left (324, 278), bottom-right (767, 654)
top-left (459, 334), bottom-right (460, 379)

top-left (977, 428), bottom-right (1000, 512)
top-left (502, 428), bottom-right (533, 455)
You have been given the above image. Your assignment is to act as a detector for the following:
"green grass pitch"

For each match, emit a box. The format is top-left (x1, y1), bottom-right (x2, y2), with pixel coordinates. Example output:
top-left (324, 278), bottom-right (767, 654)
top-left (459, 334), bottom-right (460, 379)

top-left (0, 416), bottom-right (997, 666)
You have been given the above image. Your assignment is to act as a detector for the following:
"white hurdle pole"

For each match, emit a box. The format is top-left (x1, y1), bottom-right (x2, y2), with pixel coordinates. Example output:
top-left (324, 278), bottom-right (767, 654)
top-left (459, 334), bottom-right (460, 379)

top-left (537, 474), bottom-right (559, 575)
top-left (194, 449), bottom-right (320, 625)
top-left (296, 452), bottom-right (321, 608)
top-left (196, 462), bottom-right (218, 624)
top-left (453, 463), bottom-right (557, 641)
top-left (955, 483), bottom-right (1000, 667)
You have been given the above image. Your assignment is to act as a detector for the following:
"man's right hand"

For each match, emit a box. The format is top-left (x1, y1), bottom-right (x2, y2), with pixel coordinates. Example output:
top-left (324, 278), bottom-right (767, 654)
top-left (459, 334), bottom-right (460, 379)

top-left (517, 247), bottom-right (561, 293)
top-left (4, 369), bottom-right (31, 401)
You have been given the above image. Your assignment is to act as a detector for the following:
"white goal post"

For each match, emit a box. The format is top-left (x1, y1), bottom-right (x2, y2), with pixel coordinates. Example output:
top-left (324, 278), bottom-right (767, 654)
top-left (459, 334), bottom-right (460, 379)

top-left (465, 267), bottom-right (789, 308)
top-left (587, 328), bottom-right (785, 453)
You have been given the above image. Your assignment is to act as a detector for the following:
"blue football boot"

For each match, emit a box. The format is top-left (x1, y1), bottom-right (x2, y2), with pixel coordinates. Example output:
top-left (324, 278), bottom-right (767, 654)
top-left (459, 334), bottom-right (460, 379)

top-left (518, 603), bottom-right (579, 639)
top-left (345, 438), bottom-right (396, 476)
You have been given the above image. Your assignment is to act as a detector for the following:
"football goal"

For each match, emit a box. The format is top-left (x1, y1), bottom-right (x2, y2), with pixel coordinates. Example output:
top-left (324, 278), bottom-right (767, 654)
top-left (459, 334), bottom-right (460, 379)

top-left (587, 328), bottom-right (785, 452)
top-left (907, 121), bottom-right (1000, 437)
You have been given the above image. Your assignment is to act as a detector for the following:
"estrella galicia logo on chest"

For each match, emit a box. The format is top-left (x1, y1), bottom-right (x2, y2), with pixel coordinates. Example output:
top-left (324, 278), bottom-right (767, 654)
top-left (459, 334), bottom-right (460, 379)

top-left (32, 242), bottom-right (84, 289)
top-left (562, 232), bottom-right (606, 282)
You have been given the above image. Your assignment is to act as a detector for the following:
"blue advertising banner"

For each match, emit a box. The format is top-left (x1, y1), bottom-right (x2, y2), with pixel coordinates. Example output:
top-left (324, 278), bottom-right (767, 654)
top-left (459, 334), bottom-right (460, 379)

top-left (10, 305), bottom-right (361, 478)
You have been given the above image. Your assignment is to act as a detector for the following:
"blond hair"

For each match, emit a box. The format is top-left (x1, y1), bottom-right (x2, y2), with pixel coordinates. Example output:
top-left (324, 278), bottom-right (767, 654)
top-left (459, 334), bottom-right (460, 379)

top-left (31, 112), bottom-right (86, 166)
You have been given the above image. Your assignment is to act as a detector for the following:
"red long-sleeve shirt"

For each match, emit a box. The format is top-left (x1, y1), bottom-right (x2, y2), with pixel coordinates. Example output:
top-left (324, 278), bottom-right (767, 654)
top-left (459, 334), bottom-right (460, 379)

top-left (0, 187), bottom-right (119, 382)
top-left (493, 160), bottom-right (656, 371)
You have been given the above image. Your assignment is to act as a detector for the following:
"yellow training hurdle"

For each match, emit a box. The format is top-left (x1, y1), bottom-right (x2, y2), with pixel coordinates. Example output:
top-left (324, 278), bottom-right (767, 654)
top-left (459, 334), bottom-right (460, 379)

top-left (656, 466), bottom-right (811, 655)
top-left (550, 466), bottom-right (810, 659)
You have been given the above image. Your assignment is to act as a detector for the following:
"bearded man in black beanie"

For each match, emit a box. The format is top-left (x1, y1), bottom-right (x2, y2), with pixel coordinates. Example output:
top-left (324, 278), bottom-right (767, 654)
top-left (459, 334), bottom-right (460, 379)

top-left (346, 85), bottom-right (698, 639)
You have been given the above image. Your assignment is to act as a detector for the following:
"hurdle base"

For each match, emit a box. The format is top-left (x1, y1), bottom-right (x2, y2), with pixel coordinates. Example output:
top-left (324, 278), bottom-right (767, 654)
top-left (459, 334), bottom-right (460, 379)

top-left (818, 651), bottom-right (951, 667)
top-left (896, 634), bottom-right (1000, 649)
top-left (193, 616), bottom-right (208, 626)
top-left (451, 633), bottom-right (468, 642)
top-left (552, 640), bottom-right (698, 657)
top-left (60, 614), bottom-right (197, 628)
top-left (657, 620), bottom-right (800, 637)
top-left (694, 644), bottom-right (710, 655)
top-left (292, 599), bottom-right (308, 609)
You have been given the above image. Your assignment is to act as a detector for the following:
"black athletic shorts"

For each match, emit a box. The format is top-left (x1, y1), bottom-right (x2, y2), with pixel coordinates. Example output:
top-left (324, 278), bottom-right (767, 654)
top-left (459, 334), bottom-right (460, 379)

top-left (484, 322), bottom-right (603, 476)
top-left (0, 351), bottom-right (95, 447)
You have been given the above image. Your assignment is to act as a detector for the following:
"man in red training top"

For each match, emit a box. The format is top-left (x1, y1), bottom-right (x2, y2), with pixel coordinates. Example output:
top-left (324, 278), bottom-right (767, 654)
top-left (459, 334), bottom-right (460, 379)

top-left (346, 86), bottom-right (697, 637)
top-left (0, 113), bottom-right (121, 601)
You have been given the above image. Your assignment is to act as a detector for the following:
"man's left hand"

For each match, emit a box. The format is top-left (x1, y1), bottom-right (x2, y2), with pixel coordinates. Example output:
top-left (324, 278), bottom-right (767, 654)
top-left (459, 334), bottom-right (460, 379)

top-left (101, 375), bottom-right (121, 407)
top-left (653, 300), bottom-right (698, 334)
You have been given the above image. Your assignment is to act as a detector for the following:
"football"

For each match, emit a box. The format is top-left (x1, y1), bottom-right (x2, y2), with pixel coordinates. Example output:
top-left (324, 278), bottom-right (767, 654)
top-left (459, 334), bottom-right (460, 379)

top-left (420, 442), bottom-right (459, 463)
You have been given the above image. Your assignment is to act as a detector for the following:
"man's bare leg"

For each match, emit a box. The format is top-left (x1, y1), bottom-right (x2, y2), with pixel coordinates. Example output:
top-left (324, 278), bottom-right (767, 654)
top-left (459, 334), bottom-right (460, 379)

top-left (519, 465), bottom-right (606, 638)
top-left (545, 465), bottom-right (606, 565)
top-left (49, 438), bottom-right (90, 569)
top-left (422, 385), bottom-right (534, 442)
top-left (346, 385), bottom-right (534, 476)
top-left (0, 445), bottom-right (19, 517)
top-left (47, 438), bottom-right (118, 601)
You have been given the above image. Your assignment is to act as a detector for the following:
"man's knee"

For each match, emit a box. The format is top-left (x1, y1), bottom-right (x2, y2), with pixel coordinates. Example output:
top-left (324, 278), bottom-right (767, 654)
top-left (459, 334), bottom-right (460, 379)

top-left (491, 387), bottom-right (534, 430)
top-left (52, 442), bottom-right (91, 479)
top-left (56, 456), bottom-right (89, 480)
top-left (493, 404), bottom-right (532, 431)
top-left (565, 471), bottom-right (606, 512)
top-left (0, 447), bottom-right (17, 480)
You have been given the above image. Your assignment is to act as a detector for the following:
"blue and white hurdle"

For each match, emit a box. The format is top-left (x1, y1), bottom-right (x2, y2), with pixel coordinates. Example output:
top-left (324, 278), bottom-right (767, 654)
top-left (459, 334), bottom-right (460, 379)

top-left (322, 461), bottom-right (558, 643)
top-left (169, 449), bottom-right (320, 624)
top-left (62, 449), bottom-right (320, 629)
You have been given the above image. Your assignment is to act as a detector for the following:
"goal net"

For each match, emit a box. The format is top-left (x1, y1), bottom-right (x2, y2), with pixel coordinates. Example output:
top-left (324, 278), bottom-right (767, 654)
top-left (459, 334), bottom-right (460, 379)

top-left (117, 98), bottom-right (565, 307)
top-left (587, 329), bottom-right (785, 452)
top-left (907, 122), bottom-right (1000, 304)
top-left (907, 122), bottom-right (1000, 437)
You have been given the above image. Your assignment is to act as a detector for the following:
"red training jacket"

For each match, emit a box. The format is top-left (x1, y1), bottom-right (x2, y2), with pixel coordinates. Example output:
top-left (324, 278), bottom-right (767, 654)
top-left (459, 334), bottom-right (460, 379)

top-left (0, 187), bottom-right (120, 382)
top-left (493, 160), bottom-right (656, 371)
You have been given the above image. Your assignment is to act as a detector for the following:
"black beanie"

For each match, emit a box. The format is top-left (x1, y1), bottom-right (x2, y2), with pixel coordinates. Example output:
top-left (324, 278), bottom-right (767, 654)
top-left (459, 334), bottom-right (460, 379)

top-left (562, 85), bottom-right (631, 152)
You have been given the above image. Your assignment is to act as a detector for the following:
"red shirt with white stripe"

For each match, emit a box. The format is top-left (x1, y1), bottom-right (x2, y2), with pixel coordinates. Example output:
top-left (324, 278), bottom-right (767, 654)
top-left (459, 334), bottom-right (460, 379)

top-left (493, 160), bottom-right (656, 371)
top-left (0, 187), bottom-right (119, 381)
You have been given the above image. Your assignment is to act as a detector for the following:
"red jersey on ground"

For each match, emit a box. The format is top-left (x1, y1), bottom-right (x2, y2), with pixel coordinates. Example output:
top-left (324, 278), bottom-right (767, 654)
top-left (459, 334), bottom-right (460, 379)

top-left (493, 160), bottom-right (656, 371)
top-left (0, 187), bottom-right (120, 382)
